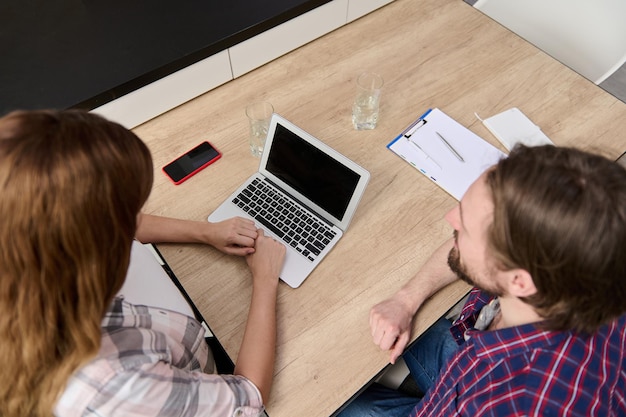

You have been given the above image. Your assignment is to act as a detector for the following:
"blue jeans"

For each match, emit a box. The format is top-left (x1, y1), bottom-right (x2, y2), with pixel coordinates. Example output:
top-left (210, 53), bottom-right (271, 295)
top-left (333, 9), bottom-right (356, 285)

top-left (335, 317), bottom-right (458, 417)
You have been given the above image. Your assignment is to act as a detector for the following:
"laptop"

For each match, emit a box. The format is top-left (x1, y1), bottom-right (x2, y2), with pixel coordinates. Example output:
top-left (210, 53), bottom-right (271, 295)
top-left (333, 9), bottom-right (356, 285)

top-left (208, 114), bottom-right (370, 288)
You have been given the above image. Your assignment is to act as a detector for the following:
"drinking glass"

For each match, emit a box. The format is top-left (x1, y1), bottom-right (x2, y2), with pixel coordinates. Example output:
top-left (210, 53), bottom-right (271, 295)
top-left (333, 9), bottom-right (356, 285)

top-left (246, 101), bottom-right (274, 157)
top-left (352, 72), bottom-right (384, 130)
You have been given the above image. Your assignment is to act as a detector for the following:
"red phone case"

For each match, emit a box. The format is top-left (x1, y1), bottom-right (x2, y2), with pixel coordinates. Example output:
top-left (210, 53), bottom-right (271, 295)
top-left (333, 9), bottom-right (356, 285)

top-left (163, 142), bottom-right (221, 185)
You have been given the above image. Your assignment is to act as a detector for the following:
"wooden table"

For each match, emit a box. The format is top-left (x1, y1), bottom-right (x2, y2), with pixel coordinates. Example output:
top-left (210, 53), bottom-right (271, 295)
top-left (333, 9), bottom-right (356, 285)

top-left (133, 0), bottom-right (626, 415)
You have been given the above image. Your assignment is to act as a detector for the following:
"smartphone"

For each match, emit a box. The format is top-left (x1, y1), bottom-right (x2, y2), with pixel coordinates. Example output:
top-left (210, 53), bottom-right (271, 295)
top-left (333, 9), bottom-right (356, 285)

top-left (162, 141), bottom-right (221, 185)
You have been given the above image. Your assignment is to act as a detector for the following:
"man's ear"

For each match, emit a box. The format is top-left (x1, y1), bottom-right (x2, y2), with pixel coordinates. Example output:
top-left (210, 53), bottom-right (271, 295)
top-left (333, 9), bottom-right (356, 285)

top-left (505, 269), bottom-right (537, 298)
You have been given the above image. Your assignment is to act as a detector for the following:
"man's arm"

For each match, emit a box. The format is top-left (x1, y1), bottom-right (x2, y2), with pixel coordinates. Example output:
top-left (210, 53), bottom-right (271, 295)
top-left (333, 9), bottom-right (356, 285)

top-left (370, 237), bottom-right (458, 363)
top-left (135, 213), bottom-right (258, 256)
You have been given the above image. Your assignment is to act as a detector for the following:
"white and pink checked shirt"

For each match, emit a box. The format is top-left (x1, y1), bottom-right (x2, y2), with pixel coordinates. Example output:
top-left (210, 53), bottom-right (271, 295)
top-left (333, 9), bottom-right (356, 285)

top-left (55, 297), bottom-right (263, 416)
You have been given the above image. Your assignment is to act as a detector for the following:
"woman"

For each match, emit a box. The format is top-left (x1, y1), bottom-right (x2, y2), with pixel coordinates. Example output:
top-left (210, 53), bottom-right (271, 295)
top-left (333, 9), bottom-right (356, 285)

top-left (0, 110), bottom-right (285, 417)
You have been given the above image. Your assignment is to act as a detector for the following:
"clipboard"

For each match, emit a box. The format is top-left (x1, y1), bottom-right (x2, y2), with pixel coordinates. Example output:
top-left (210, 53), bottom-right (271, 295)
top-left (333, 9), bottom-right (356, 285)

top-left (387, 108), bottom-right (506, 201)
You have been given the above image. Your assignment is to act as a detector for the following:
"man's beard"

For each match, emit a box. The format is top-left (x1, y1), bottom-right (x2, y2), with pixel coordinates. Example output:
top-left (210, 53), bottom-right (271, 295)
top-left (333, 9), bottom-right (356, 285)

top-left (447, 231), bottom-right (504, 297)
top-left (448, 244), bottom-right (477, 287)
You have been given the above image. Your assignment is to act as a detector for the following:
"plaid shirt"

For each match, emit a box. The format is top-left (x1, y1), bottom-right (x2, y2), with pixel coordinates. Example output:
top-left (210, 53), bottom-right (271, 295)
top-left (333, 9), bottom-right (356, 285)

top-left (55, 297), bottom-right (263, 417)
top-left (412, 288), bottom-right (626, 417)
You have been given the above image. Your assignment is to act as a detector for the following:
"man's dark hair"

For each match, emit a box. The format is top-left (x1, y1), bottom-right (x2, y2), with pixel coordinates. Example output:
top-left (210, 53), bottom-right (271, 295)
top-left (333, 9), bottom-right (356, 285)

top-left (486, 145), bottom-right (626, 333)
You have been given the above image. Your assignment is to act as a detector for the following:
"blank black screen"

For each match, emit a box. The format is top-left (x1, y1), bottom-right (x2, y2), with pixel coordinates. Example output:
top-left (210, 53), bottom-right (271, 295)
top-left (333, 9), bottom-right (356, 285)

top-left (163, 142), bottom-right (220, 182)
top-left (265, 123), bottom-right (361, 219)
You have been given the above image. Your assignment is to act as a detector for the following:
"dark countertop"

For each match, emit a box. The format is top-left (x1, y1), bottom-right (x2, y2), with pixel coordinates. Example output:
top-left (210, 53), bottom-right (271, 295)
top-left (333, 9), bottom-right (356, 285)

top-left (0, 0), bottom-right (331, 115)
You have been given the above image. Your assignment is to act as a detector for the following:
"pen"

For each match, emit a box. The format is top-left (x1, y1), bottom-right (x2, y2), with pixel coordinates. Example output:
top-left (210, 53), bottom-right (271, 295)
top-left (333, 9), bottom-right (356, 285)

top-left (407, 138), bottom-right (442, 169)
top-left (435, 131), bottom-right (465, 162)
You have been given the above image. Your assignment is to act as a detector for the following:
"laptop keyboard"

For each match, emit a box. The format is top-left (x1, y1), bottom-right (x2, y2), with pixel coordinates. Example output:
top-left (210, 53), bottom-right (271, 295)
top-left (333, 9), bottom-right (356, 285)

top-left (232, 178), bottom-right (337, 262)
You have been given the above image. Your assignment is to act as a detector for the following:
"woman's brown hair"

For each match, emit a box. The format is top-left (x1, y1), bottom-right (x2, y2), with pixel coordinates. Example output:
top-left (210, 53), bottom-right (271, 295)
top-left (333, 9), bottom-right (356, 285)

top-left (0, 110), bottom-right (153, 416)
top-left (486, 145), bottom-right (626, 333)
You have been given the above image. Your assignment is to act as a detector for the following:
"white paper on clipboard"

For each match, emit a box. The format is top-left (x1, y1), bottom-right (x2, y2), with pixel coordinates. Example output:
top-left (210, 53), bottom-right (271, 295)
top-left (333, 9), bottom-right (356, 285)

top-left (387, 108), bottom-right (506, 201)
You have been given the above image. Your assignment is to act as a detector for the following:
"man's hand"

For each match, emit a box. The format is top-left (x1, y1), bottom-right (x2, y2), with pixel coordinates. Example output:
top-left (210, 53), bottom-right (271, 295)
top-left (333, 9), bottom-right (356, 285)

top-left (368, 237), bottom-right (458, 364)
top-left (369, 294), bottom-right (416, 364)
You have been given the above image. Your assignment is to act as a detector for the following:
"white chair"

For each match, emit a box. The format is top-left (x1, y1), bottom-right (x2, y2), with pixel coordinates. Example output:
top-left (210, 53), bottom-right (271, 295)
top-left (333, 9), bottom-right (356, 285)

top-left (473, 0), bottom-right (626, 85)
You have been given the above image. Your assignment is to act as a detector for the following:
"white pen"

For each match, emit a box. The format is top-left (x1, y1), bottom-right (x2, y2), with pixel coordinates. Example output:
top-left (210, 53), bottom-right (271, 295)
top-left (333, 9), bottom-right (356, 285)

top-left (407, 138), bottom-right (442, 169)
top-left (436, 131), bottom-right (465, 162)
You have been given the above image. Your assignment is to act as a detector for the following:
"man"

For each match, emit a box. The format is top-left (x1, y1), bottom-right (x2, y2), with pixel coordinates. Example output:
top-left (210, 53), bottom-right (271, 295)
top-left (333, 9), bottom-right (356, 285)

top-left (339, 145), bottom-right (626, 416)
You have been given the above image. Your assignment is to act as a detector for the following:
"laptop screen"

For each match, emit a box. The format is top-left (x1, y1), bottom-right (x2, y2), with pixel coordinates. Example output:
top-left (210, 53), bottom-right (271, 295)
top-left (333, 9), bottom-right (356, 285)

top-left (265, 123), bottom-right (361, 220)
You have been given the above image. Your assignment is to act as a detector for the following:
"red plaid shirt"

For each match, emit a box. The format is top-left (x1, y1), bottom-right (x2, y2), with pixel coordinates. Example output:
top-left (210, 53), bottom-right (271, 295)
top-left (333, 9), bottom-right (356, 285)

top-left (412, 288), bottom-right (626, 416)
